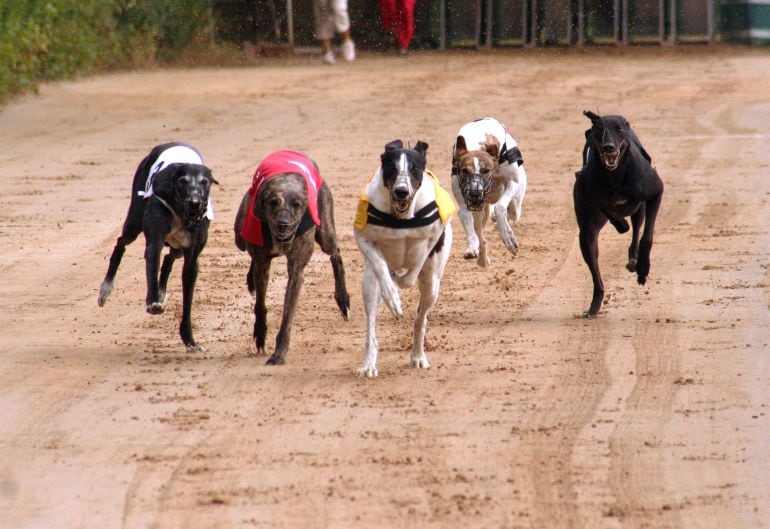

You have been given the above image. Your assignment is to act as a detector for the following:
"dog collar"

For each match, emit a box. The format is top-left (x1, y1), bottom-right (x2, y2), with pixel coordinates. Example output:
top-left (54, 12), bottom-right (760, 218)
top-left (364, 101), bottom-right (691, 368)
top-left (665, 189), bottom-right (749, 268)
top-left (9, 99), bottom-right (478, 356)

top-left (365, 202), bottom-right (440, 229)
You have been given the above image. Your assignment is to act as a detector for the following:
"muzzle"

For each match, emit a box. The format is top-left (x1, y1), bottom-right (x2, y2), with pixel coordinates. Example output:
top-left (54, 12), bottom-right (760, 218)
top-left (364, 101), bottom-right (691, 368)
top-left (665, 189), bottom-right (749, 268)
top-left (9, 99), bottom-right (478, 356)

top-left (179, 188), bottom-right (208, 227)
top-left (461, 174), bottom-right (492, 211)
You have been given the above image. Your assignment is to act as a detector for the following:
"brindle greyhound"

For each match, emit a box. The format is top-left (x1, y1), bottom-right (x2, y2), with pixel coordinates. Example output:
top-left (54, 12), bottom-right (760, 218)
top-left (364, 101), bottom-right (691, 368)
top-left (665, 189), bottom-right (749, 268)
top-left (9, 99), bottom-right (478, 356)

top-left (574, 111), bottom-right (664, 316)
top-left (234, 150), bottom-right (349, 365)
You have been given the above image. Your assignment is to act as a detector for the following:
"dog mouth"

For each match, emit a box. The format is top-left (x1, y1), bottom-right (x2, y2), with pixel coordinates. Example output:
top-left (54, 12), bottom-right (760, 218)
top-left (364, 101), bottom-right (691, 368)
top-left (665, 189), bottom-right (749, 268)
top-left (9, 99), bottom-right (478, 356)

top-left (600, 143), bottom-right (625, 171)
top-left (271, 222), bottom-right (299, 243)
top-left (390, 193), bottom-right (412, 218)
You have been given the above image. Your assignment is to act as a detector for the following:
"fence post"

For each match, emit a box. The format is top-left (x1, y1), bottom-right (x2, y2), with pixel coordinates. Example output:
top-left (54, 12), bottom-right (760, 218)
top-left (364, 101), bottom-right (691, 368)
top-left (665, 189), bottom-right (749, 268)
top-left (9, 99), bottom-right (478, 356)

top-left (286, 0), bottom-right (294, 47)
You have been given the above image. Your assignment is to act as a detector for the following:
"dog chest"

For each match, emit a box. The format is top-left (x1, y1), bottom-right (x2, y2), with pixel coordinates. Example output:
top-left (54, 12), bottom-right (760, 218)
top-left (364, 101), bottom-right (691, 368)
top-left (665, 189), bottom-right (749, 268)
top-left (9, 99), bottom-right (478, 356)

top-left (165, 216), bottom-right (194, 249)
top-left (362, 224), bottom-right (442, 270)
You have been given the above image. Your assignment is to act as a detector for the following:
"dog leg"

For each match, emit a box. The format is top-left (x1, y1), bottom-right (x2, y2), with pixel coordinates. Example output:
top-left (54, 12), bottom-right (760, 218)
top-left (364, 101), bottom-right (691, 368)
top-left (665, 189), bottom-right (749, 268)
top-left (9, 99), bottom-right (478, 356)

top-left (251, 255), bottom-right (271, 356)
top-left (493, 180), bottom-right (520, 256)
top-left (577, 209), bottom-right (608, 316)
top-left (627, 205), bottom-right (645, 272)
top-left (268, 244), bottom-right (312, 365)
top-left (452, 176), bottom-right (479, 258)
top-left (98, 226), bottom-right (142, 306)
top-left (358, 264), bottom-right (381, 377)
top-left (411, 225), bottom-right (451, 369)
top-left (315, 195), bottom-right (350, 320)
top-left (636, 192), bottom-right (662, 285)
top-left (475, 209), bottom-right (491, 268)
top-left (158, 248), bottom-right (182, 306)
top-left (354, 234), bottom-right (403, 317)
top-left (329, 249), bottom-right (350, 320)
top-left (511, 164), bottom-right (527, 223)
top-left (144, 237), bottom-right (166, 315)
top-left (179, 247), bottom-right (202, 352)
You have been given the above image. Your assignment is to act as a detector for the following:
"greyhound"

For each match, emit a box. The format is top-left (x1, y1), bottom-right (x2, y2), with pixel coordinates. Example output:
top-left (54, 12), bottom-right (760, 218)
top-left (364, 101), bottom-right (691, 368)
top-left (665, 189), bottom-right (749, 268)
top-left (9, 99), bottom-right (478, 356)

top-left (234, 150), bottom-right (350, 365)
top-left (574, 111), bottom-right (664, 316)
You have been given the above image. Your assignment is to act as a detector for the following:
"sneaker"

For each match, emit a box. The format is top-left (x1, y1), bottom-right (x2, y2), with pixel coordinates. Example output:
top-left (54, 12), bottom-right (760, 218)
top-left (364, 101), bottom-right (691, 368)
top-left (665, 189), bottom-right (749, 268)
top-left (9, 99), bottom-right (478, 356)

top-left (342, 39), bottom-right (356, 62)
top-left (322, 50), bottom-right (336, 64)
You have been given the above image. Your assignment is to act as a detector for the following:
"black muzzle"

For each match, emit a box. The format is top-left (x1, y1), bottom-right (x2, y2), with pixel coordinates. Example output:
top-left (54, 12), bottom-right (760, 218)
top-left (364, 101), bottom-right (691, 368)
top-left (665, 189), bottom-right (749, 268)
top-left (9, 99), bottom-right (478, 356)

top-left (180, 189), bottom-right (208, 226)
top-left (461, 174), bottom-right (491, 211)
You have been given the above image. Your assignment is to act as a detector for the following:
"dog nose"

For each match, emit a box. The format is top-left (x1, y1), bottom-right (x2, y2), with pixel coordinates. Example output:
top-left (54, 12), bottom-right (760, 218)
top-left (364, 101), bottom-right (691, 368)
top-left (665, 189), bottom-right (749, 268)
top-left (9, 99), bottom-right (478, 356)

top-left (601, 143), bottom-right (616, 153)
top-left (468, 180), bottom-right (484, 198)
top-left (393, 188), bottom-right (410, 200)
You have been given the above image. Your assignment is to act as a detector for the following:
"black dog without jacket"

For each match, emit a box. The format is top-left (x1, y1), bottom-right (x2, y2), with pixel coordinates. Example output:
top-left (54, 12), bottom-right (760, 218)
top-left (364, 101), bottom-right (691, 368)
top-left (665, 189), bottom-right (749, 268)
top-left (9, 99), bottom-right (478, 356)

top-left (574, 111), bottom-right (664, 316)
top-left (98, 142), bottom-right (217, 351)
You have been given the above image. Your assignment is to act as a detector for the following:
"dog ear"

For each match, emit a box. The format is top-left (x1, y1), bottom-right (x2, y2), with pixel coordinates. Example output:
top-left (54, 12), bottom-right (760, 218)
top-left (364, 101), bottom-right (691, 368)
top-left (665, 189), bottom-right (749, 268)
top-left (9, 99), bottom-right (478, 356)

top-left (384, 140), bottom-right (404, 152)
top-left (455, 136), bottom-right (468, 158)
top-left (482, 134), bottom-right (500, 160)
top-left (583, 110), bottom-right (601, 125)
top-left (414, 140), bottom-right (429, 160)
top-left (203, 167), bottom-right (219, 185)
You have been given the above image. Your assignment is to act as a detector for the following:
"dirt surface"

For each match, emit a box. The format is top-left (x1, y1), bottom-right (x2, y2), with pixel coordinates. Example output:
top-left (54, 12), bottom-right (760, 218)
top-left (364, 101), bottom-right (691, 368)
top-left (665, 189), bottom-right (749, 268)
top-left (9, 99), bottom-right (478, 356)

top-left (1, 47), bottom-right (769, 529)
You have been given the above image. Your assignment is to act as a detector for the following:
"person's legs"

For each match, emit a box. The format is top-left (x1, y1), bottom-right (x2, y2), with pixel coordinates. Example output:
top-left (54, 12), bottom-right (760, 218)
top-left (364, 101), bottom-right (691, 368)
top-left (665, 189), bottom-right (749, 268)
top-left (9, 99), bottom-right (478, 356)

top-left (332, 0), bottom-right (355, 61)
top-left (395, 0), bottom-right (416, 51)
top-left (314, 0), bottom-right (337, 63)
top-left (379, 0), bottom-right (397, 32)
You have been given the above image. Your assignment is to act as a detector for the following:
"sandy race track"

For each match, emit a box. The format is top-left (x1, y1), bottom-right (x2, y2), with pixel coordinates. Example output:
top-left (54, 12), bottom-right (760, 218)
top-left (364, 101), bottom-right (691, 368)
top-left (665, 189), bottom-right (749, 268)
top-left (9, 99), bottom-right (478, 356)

top-left (1, 47), bottom-right (769, 529)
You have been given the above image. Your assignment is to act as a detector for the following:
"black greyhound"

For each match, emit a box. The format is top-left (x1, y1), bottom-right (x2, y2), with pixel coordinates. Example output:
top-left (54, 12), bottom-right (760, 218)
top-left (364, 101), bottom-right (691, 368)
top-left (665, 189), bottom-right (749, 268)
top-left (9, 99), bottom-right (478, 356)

top-left (98, 142), bottom-right (217, 351)
top-left (574, 111), bottom-right (664, 316)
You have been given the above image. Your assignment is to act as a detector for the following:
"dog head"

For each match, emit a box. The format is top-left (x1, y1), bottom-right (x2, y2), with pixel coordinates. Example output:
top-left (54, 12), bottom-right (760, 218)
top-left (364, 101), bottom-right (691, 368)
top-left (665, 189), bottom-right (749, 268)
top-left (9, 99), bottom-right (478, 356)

top-left (584, 111), bottom-right (630, 172)
top-left (380, 139), bottom-right (428, 218)
top-left (255, 173), bottom-right (308, 243)
top-left (453, 133), bottom-right (500, 211)
top-left (156, 163), bottom-right (216, 224)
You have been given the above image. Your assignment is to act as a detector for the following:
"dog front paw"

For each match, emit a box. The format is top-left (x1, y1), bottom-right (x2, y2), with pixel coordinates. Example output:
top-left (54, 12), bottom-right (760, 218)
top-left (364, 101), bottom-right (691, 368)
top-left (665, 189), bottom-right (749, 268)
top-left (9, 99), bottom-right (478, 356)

top-left (98, 281), bottom-right (113, 307)
top-left (463, 248), bottom-right (479, 259)
top-left (357, 364), bottom-right (379, 378)
top-left (626, 258), bottom-right (637, 272)
top-left (477, 254), bottom-right (491, 268)
top-left (186, 343), bottom-right (205, 353)
top-left (146, 302), bottom-right (164, 315)
top-left (266, 354), bottom-right (285, 365)
top-left (381, 284), bottom-right (403, 318)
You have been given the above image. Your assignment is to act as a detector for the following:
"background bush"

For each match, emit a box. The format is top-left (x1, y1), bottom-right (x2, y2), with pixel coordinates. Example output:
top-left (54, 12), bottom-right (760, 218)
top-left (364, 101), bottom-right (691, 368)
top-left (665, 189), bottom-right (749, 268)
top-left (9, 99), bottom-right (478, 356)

top-left (0, 0), bottom-right (215, 101)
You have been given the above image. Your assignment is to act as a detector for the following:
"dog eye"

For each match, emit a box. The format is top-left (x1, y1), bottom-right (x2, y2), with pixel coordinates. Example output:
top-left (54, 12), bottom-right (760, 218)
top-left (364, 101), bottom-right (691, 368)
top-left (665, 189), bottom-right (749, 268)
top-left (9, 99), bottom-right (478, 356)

top-left (290, 199), bottom-right (302, 209)
top-left (480, 168), bottom-right (490, 175)
top-left (269, 197), bottom-right (281, 208)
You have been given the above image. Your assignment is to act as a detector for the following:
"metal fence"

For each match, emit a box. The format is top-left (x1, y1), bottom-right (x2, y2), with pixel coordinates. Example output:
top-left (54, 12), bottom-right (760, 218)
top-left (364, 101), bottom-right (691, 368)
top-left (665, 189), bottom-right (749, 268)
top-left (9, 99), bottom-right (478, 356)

top-left (215, 0), bottom-right (769, 48)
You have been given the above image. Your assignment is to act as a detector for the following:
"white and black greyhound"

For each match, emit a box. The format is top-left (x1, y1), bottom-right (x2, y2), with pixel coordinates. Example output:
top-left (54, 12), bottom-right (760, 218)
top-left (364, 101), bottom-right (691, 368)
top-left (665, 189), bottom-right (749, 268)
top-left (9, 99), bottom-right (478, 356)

top-left (353, 140), bottom-right (456, 377)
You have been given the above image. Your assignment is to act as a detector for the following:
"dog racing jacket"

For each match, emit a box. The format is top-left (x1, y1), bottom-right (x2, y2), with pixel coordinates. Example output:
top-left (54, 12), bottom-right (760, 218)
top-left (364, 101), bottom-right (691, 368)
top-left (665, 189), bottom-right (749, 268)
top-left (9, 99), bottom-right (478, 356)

top-left (240, 150), bottom-right (322, 247)
top-left (455, 117), bottom-right (524, 167)
top-left (354, 169), bottom-right (457, 230)
top-left (138, 144), bottom-right (214, 220)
